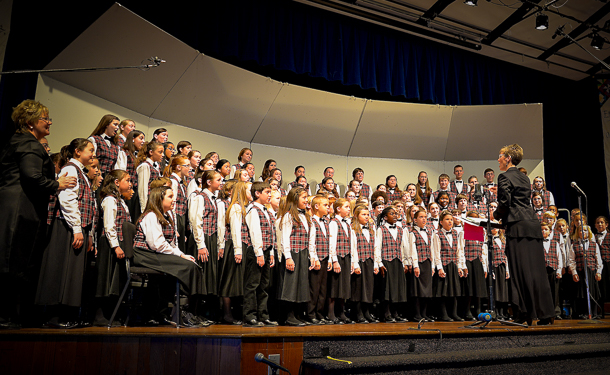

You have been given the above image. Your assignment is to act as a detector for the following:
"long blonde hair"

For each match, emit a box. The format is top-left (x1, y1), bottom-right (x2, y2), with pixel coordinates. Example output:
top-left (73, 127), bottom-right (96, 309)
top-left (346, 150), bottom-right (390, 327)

top-left (226, 181), bottom-right (251, 224)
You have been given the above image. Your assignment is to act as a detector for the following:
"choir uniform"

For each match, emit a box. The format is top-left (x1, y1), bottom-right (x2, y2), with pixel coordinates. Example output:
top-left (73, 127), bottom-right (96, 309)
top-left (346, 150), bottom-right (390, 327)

top-left (568, 237), bottom-right (603, 306)
top-left (542, 234), bottom-right (563, 313)
top-left (490, 236), bottom-right (510, 304)
top-left (170, 173), bottom-right (188, 252)
top-left (431, 228), bottom-right (465, 299)
top-left (307, 215), bottom-right (330, 321)
top-left (597, 230), bottom-right (610, 314)
top-left (449, 180), bottom-right (469, 196)
top-left (531, 189), bottom-right (555, 211)
top-left (350, 223), bottom-right (380, 308)
top-left (37, 159), bottom-right (97, 307)
top-left (115, 149), bottom-right (140, 223)
top-left (136, 158), bottom-right (160, 212)
top-left (89, 134), bottom-right (120, 178)
top-left (375, 223), bottom-right (409, 304)
top-left (278, 211), bottom-right (310, 303)
top-left (328, 216), bottom-right (356, 300)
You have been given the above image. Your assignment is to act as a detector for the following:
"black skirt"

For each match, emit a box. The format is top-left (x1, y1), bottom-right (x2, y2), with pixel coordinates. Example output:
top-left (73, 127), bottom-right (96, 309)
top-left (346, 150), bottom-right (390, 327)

top-left (408, 259), bottom-right (433, 298)
top-left (95, 236), bottom-right (127, 298)
top-left (462, 258), bottom-right (487, 298)
top-left (187, 232), bottom-right (219, 296)
top-left (434, 262), bottom-right (461, 298)
top-left (381, 258), bottom-right (407, 303)
top-left (505, 237), bottom-right (555, 320)
top-left (492, 263), bottom-right (509, 303)
top-left (328, 255), bottom-right (351, 299)
top-left (125, 192), bottom-right (141, 224)
top-left (218, 239), bottom-right (245, 297)
top-left (600, 260), bottom-right (610, 301)
top-left (351, 258), bottom-right (375, 303)
top-left (575, 268), bottom-right (601, 301)
top-left (278, 249), bottom-right (309, 303)
top-left (132, 247), bottom-right (203, 296)
top-left (36, 219), bottom-right (90, 307)
top-left (175, 214), bottom-right (186, 254)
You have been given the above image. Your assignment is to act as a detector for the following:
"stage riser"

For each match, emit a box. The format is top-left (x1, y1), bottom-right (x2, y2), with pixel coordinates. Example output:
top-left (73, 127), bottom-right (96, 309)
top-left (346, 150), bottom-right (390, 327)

top-left (303, 331), bottom-right (610, 358)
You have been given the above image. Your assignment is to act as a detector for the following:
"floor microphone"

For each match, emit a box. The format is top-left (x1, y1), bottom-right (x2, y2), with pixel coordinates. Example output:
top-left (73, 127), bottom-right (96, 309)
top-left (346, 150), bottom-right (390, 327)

top-left (571, 182), bottom-right (586, 196)
top-left (255, 353), bottom-right (290, 373)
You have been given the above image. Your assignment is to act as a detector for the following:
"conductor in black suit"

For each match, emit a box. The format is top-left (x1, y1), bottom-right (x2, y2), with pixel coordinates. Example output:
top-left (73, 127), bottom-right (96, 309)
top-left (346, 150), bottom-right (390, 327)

top-left (490, 144), bottom-right (555, 326)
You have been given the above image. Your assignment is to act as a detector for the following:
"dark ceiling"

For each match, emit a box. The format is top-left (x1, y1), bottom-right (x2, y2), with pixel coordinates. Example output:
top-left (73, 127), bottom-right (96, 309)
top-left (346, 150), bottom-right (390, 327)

top-left (295, 0), bottom-right (610, 81)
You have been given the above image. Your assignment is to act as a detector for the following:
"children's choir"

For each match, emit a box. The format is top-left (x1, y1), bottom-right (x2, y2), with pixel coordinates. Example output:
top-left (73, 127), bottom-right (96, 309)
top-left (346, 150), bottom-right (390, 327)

top-left (7, 107), bottom-right (608, 329)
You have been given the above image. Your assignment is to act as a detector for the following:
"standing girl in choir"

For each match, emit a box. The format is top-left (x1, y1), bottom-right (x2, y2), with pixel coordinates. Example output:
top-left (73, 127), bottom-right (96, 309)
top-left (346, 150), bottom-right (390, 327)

top-left (230, 147), bottom-right (253, 179)
top-left (88, 115), bottom-right (120, 179)
top-left (166, 155), bottom-right (190, 252)
top-left (407, 208), bottom-right (435, 322)
top-left (595, 216), bottom-right (609, 318)
top-left (431, 211), bottom-right (465, 321)
top-left (37, 138), bottom-right (97, 328)
top-left (460, 211), bottom-right (488, 321)
top-left (259, 159), bottom-right (277, 182)
top-left (568, 214), bottom-right (603, 319)
top-left (350, 205), bottom-right (380, 323)
top-left (279, 187), bottom-right (311, 326)
top-left (188, 170), bottom-right (223, 323)
top-left (328, 198), bottom-right (357, 324)
top-left (117, 119), bottom-right (136, 147)
top-left (385, 175), bottom-right (402, 203)
top-left (117, 130), bottom-right (145, 222)
top-left (375, 206), bottom-right (409, 323)
top-left (318, 177), bottom-right (339, 199)
top-left (490, 225), bottom-right (511, 320)
top-left (416, 171), bottom-right (433, 206)
top-left (94, 169), bottom-right (132, 326)
top-left (186, 150), bottom-right (202, 185)
top-left (136, 141), bottom-right (163, 212)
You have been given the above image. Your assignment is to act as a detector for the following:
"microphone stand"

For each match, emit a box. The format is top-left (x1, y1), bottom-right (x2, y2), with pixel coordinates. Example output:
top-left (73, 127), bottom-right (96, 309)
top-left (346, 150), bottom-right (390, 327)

top-left (465, 185), bottom-right (527, 329)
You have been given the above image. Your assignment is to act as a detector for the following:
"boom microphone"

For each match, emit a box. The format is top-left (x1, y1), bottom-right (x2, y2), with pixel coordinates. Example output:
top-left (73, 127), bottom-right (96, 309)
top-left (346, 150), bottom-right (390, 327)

top-left (552, 25), bottom-right (565, 39)
top-left (254, 353), bottom-right (290, 373)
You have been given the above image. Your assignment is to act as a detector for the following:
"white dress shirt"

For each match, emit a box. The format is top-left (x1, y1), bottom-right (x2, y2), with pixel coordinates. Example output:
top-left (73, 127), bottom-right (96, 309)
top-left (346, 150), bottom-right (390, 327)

top-left (58, 158), bottom-right (91, 234)
top-left (280, 212), bottom-right (309, 260)
top-left (101, 196), bottom-right (130, 248)
top-left (138, 212), bottom-right (183, 256)
top-left (137, 158), bottom-right (159, 212)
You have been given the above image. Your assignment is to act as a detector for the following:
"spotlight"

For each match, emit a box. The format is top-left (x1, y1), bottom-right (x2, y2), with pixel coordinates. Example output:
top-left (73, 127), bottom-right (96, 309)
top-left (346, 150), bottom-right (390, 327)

top-left (464, 0), bottom-right (478, 6)
top-left (536, 14), bottom-right (548, 31)
top-left (591, 33), bottom-right (605, 50)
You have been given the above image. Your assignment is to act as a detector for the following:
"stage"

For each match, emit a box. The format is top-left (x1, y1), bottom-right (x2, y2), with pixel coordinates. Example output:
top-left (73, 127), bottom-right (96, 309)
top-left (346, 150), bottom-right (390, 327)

top-left (1, 318), bottom-right (610, 375)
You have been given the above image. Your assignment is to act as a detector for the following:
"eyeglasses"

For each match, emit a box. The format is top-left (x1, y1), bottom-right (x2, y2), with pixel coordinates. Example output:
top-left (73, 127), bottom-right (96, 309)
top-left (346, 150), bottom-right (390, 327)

top-left (181, 164), bottom-right (190, 168)
top-left (39, 117), bottom-right (52, 123)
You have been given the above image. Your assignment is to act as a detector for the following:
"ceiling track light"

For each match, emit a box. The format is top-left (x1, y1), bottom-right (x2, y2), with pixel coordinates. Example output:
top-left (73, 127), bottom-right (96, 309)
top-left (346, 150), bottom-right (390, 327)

top-left (464, 0), bottom-right (478, 6)
top-left (591, 33), bottom-right (605, 50)
top-left (536, 13), bottom-right (548, 30)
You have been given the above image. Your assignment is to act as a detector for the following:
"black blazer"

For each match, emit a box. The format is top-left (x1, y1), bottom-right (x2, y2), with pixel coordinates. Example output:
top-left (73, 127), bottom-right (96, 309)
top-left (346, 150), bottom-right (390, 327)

top-left (493, 166), bottom-right (542, 239)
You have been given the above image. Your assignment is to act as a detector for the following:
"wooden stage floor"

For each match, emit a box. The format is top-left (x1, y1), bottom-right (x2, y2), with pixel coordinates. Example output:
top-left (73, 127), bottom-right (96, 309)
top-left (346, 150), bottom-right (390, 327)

top-left (2, 318), bottom-right (609, 375)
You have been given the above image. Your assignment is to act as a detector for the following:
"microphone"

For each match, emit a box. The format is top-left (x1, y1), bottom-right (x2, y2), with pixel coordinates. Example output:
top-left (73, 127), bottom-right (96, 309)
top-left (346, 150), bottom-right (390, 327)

top-left (254, 353), bottom-right (290, 373)
top-left (571, 182), bottom-right (587, 197)
top-left (473, 184), bottom-right (484, 201)
top-left (552, 25), bottom-right (565, 39)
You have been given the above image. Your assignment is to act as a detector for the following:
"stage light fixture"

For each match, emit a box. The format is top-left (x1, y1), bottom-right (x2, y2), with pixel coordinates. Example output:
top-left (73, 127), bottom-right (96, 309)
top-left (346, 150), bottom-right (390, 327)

top-left (535, 14), bottom-right (548, 31)
top-left (591, 33), bottom-right (605, 50)
top-left (464, 0), bottom-right (477, 6)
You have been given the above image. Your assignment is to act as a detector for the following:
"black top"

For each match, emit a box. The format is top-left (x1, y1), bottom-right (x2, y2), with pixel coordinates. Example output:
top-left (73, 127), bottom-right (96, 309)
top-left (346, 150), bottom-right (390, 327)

top-left (0, 131), bottom-right (59, 272)
top-left (493, 166), bottom-right (542, 239)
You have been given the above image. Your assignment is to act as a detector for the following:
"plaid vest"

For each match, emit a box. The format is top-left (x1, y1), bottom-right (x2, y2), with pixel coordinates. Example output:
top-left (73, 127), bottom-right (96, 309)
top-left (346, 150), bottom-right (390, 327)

top-left (379, 225), bottom-right (402, 261)
top-left (360, 183), bottom-right (371, 200)
top-left (543, 239), bottom-right (559, 270)
top-left (418, 186), bottom-right (431, 206)
top-left (249, 204), bottom-right (275, 249)
top-left (91, 135), bottom-right (119, 176)
top-left (240, 215), bottom-right (252, 247)
top-left (125, 153), bottom-right (137, 189)
top-left (145, 160), bottom-right (160, 193)
top-left (289, 215), bottom-right (309, 253)
top-left (102, 197), bottom-right (131, 242)
top-left (200, 191), bottom-right (218, 236)
top-left (47, 161), bottom-right (95, 228)
top-left (355, 228), bottom-right (375, 260)
top-left (596, 232), bottom-right (610, 263)
top-left (491, 238), bottom-right (508, 267)
top-left (386, 188), bottom-right (401, 203)
top-left (438, 229), bottom-right (459, 266)
top-left (572, 240), bottom-right (598, 271)
top-left (117, 135), bottom-right (125, 148)
top-left (279, 187), bottom-right (287, 197)
top-left (432, 190), bottom-right (457, 205)
top-left (532, 189), bottom-right (552, 211)
top-left (484, 183), bottom-right (497, 202)
top-left (134, 214), bottom-right (176, 250)
top-left (534, 208), bottom-right (544, 223)
top-left (170, 175), bottom-right (187, 216)
top-left (411, 227), bottom-right (432, 262)
top-left (332, 217), bottom-right (351, 257)
top-left (464, 239), bottom-right (483, 262)
top-left (185, 169), bottom-right (195, 186)
top-left (450, 181), bottom-right (467, 196)
top-left (312, 218), bottom-right (330, 260)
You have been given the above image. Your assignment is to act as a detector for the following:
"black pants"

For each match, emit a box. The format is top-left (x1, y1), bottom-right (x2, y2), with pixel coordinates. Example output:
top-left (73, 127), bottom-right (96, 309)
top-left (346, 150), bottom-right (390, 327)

top-left (308, 258), bottom-right (328, 320)
top-left (242, 246), bottom-right (271, 322)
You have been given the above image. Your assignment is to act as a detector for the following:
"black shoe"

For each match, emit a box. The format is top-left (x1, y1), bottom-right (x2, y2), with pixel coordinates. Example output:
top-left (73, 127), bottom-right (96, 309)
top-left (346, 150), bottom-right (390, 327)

top-left (537, 317), bottom-right (554, 326)
top-left (330, 318), bottom-right (343, 325)
top-left (78, 321), bottom-right (92, 328)
top-left (340, 317), bottom-right (353, 324)
top-left (308, 318), bottom-right (322, 325)
top-left (320, 318), bottom-right (332, 325)
top-left (262, 319), bottom-right (278, 326)
top-left (356, 317), bottom-right (369, 324)
top-left (555, 315), bottom-right (562, 320)
top-left (437, 316), bottom-right (453, 322)
top-left (384, 316), bottom-right (396, 323)
top-left (0, 321), bottom-right (21, 330)
top-left (366, 316), bottom-right (379, 324)
top-left (285, 318), bottom-right (306, 327)
top-left (243, 319), bottom-right (264, 327)
top-left (144, 319), bottom-right (159, 326)
top-left (422, 316), bottom-right (435, 323)
top-left (221, 317), bottom-right (242, 325)
top-left (394, 316), bottom-right (408, 323)
top-left (451, 315), bottom-right (464, 322)
top-left (44, 321), bottom-right (79, 329)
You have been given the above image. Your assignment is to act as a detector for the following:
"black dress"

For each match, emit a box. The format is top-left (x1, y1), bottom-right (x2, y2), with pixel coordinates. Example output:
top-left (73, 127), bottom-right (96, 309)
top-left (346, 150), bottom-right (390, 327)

top-left (493, 166), bottom-right (555, 320)
top-left (0, 132), bottom-right (59, 321)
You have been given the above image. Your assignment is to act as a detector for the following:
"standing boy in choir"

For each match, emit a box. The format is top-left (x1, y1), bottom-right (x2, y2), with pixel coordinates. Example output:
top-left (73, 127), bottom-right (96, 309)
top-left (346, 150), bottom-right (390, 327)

top-left (307, 195), bottom-right (332, 325)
